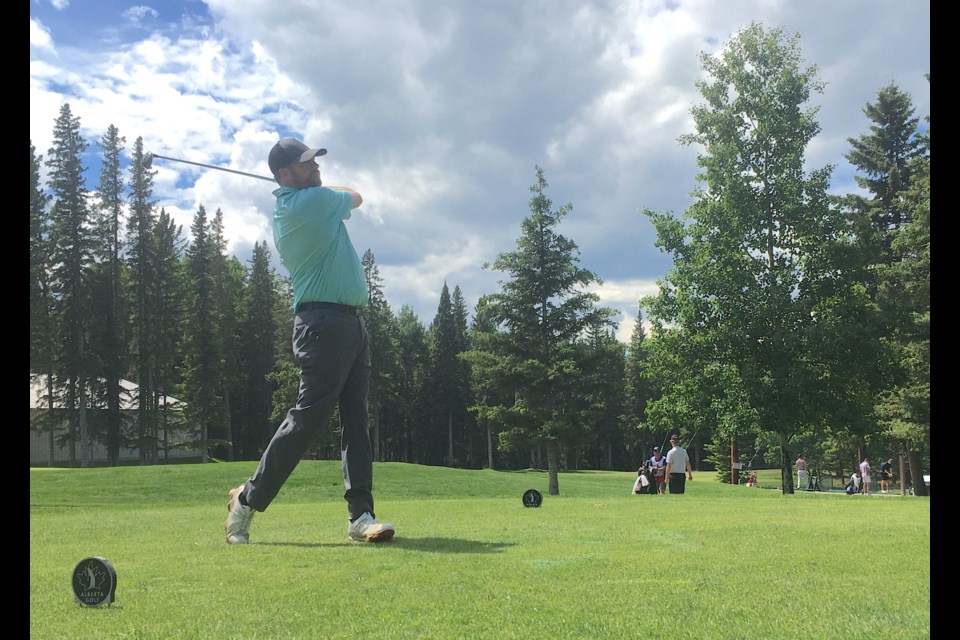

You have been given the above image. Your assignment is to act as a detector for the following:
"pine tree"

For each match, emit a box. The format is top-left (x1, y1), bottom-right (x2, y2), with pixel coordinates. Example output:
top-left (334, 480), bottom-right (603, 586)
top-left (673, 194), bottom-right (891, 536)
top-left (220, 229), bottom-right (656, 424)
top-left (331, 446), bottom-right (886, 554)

top-left (45, 103), bottom-right (96, 466)
top-left (180, 204), bottom-right (224, 463)
top-left (30, 142), bottom-right (57, 466)
top-left (240, 241), bottom-right (280, 460)
top-left (622, 313), bottom-right (660, 459)
top-left (395, 305), bottom-right (429, 463)
top-left (209, 209), bottom-right (242, 460)
top-left (426, 283), bottom-right (461, 466)
top-left (871, 84), bottom-right (930, 494)
top-left (30, 142), bottom-right (52, 374)
top-left (90, 124), bottom-right (128, 465)
top-left (361, 249), bottom-right (400, 462)
top-left (148, 209), bottom-right (187, 461)
top-left (126, 137), bottom-right (161, 463)
top-left (471, 166), bottom-right (615, 493)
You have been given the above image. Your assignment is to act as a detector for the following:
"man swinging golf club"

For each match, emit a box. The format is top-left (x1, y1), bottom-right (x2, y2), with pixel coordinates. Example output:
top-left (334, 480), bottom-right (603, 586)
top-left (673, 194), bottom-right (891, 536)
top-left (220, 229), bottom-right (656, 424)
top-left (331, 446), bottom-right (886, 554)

top-left (223, 138), bottom-right (394, 544)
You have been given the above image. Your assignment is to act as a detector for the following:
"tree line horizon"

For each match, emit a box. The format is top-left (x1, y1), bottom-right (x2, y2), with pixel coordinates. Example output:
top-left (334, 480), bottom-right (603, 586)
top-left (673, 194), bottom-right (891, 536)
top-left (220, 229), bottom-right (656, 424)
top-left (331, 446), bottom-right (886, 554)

top-left (29, 23), bottom-right (929, 496)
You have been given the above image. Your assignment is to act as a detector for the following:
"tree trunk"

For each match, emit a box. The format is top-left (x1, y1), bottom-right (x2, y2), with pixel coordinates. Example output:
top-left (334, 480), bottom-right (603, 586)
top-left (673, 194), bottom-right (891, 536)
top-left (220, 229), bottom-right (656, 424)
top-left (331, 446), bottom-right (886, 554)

top-left (907, 449), bottom-right (927, 496)
top-left (486, 420), bottom-right (494, 469)
top-left (778, 432), bottom-right (793, 494)
top-left (447, 410), bottom-right (454, 466)
top-left (547, 440), bottom-right (560, 495)
top-left (79, 379), bottom-right (89, 468)
top-left (46, 372), bottom-right (55, 467)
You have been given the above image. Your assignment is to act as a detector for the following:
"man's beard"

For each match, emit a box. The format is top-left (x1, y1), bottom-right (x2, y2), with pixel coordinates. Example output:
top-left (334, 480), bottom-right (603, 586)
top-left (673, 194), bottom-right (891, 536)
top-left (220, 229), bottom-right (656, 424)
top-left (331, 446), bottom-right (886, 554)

top-left (292, 170), bottom-right (322, 189)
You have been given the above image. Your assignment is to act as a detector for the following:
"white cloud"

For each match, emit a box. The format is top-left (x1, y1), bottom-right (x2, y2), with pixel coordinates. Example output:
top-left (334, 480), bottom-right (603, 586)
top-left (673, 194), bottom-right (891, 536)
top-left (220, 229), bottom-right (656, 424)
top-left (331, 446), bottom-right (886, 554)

top-left (30, 19), bottom-right (56, 55)
top-left (29, 0), bottom-right (930, 341)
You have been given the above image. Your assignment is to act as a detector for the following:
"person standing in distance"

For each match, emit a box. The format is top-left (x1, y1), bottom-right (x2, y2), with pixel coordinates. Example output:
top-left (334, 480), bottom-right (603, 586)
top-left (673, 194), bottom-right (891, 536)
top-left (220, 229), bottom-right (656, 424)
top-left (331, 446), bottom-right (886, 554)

top-left (223, 138), bottom-right (395, 544)
top-left (859, 457), bottom-right (872, 496)
top-left (879, 458), bottom-right (894, 493)
top-left (649, 446), bottom-right (667, 494)
top-left (664, 434), bottom-right (693, 494)
top-left (795, 454), bottom-right (809, 491)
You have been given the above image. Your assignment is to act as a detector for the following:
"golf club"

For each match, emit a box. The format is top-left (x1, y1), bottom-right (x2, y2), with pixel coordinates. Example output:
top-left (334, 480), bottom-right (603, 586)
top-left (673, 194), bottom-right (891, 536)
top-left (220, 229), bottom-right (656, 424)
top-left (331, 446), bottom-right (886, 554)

top-left (142, 151), bottom-right (275, 182)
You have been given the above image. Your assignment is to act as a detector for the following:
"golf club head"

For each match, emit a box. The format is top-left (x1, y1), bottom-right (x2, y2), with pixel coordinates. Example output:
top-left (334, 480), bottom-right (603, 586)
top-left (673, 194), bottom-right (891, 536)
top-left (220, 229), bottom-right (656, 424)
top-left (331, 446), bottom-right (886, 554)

top-left (141, 152), bottom-right (154, 169)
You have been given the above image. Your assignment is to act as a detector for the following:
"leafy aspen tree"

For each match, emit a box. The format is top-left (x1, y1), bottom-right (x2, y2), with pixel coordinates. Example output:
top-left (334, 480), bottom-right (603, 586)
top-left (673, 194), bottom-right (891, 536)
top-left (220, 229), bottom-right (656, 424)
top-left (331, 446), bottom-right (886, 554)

top-left (45, 104), bottom-right (96, 466)
top-left (640, 23), bottom-right (883, 493)
top-left (473, 166), bottom-right (615, 494)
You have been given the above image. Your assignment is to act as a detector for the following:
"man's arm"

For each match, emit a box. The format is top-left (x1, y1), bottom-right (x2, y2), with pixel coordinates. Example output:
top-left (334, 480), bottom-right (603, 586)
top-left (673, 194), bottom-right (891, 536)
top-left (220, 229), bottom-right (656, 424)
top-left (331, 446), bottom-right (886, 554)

top-left (685, 457), bottom-right (693, 480)
top-left (328, 186), bottom-right (363, 209)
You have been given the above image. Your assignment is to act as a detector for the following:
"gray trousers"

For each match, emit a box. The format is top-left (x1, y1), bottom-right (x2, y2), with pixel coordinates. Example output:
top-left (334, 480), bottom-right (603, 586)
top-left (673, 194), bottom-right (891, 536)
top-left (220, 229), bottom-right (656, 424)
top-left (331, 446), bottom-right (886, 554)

top-left (244, 306), bottom-right (374, 521)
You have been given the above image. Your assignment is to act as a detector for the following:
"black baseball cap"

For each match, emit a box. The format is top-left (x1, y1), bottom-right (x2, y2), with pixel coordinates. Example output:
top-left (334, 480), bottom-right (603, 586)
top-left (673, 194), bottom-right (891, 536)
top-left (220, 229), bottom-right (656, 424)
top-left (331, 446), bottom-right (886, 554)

top-left (670, 434), bottom-right (680, 441)
top-left (268, 138), bottom-right (327, 176)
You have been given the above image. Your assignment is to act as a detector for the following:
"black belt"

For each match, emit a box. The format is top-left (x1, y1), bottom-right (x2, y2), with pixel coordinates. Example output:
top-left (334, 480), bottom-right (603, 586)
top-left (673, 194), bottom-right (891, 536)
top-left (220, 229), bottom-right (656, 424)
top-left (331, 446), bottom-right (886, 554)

top-left (296, 301), bottom-right (365, 316)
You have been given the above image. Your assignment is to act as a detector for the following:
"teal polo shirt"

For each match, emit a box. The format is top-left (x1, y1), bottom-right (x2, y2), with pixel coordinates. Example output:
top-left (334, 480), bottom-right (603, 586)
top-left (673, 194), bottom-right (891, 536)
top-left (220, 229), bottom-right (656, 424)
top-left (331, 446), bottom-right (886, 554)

top-left (272, 185), bottom-right (369, 312)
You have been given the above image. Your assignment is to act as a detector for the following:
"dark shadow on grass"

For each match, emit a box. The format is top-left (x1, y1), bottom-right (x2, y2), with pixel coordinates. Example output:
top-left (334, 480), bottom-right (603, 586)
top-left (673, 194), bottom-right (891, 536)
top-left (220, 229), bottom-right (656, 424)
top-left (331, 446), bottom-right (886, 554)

top-left (254, 537), bottom-right (514, 553)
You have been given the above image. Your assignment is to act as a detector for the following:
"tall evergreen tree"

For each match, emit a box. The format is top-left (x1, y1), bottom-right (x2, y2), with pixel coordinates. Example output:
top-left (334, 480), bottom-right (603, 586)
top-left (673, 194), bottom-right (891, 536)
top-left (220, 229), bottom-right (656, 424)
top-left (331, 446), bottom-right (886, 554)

top-left (394, 304), bottom-right (429, 463)
top-left (90, 124), bottom-right (127, 465)
top-left (30, 142), bottom-right (52, 374)
top-left (470, 166), bottom-right (615, 494)
top-left (640, 23), bottom-right (884, 493)
top-left (844, 82), bottom-right (925, 262)
top-left (361, 249), bottom-right (400, 462)
top-left (150, 208), bottom-right (187, 461)
top-left (45, 103), bottom-right (96, 466)
top-left (450, 285), bottom-right (478, 467)
top-left (180, 204), bottom-right (224, 462)
top-left (426, 282), bottom-right (463, 466)
top-left (209, 208), bottom-right (243, 460)
top-left (578, 327), bottom-right (627, 470)
top-left (126, 137), bottom-right (161, 463)
top-left (871, 88), bottom-right (930, 494)
top-left (622, 313), bottom-right (661, 460)
top-left (464, 295), bottom-right (511, 470)
top-left (30, 142), bottom-right (58, 466)
top-left (239, 241), bottom-right (280, 460)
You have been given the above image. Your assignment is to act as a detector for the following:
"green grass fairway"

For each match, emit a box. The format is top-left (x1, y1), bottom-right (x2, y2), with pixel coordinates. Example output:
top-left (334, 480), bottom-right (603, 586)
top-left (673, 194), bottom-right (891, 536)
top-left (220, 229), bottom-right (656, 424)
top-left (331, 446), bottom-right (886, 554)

top-left (30, 461), bottom-right (930, 639)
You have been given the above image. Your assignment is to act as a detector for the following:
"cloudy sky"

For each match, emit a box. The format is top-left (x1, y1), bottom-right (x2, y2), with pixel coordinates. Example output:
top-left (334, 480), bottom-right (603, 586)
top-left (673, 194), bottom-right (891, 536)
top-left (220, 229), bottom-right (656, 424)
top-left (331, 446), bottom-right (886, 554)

top-left (30, 0), bottom-right (930, 342)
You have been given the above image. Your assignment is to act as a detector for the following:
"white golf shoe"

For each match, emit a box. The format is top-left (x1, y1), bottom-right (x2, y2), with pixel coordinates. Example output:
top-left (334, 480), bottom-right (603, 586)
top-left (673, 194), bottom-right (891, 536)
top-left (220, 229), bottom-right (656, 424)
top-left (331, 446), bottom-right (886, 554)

top-left (348, 512), bottom-right (395, 543)
top-left (224, 485), bottom-right (256, 544)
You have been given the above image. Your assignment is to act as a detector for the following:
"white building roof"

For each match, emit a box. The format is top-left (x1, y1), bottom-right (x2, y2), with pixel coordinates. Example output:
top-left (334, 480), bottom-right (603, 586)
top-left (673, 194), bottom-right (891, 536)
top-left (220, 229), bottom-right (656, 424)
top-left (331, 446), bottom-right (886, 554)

top-left (29, 373), bottom-right (183, 411)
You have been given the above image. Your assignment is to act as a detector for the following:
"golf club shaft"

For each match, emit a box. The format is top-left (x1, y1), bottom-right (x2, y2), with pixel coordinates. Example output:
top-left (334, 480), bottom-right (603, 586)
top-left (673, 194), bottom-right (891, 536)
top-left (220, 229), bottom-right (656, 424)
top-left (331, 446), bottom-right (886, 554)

top-left (148, 153), bottom-right (275, 182)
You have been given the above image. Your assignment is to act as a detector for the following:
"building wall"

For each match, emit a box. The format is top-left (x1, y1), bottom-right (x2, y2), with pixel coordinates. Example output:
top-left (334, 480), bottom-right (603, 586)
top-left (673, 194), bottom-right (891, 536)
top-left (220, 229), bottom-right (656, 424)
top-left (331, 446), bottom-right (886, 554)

top-left (29, 410), bottom-right (201, 466)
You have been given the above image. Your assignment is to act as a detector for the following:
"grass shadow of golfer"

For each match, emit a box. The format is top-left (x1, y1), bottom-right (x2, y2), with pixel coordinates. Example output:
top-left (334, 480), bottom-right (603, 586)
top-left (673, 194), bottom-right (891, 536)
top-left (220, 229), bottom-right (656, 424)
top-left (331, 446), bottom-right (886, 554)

top-left (255, 537), bottom-right (515, 553)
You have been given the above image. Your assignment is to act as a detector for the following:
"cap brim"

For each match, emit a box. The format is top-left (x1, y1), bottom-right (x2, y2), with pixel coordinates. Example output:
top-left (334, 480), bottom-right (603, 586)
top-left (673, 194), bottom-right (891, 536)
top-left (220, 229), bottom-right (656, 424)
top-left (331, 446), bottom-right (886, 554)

top-left (297, 148), bottom-right (327, 162)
